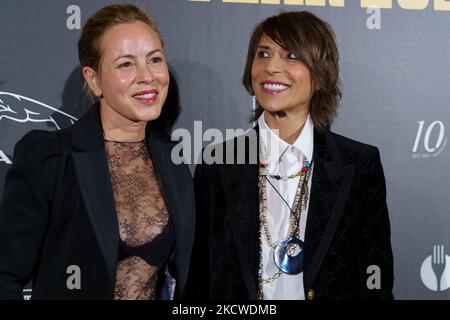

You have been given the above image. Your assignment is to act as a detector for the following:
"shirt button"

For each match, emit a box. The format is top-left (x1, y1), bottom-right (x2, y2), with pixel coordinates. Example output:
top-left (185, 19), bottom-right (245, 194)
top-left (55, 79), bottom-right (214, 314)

top-left (307, 289), bottom-right (315, 300)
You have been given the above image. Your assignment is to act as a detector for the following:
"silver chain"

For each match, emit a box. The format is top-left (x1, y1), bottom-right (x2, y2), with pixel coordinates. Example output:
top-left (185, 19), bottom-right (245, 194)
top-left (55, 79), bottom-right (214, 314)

top-left (257, 138), bottom-right (313, 288)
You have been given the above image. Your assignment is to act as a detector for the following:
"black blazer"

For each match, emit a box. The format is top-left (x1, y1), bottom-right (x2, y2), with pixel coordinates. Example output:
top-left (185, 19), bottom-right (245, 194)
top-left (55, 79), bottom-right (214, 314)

top-left (0, 105), bottom-right (195, 300)
top-left (186, 127), bottom-right (394, 300)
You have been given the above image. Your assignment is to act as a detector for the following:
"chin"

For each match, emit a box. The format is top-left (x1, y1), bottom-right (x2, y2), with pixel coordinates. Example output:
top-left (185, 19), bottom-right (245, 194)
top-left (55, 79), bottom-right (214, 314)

top-left (136, 108), bottom-right (162, 122)
top-left (259, 104), bottom-right (287, 114)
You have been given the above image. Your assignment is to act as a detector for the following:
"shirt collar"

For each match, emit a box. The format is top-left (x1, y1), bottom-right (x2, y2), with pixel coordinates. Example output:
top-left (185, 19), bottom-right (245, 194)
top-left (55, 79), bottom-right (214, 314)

top-left (258, 112), bottom-right (314, 168)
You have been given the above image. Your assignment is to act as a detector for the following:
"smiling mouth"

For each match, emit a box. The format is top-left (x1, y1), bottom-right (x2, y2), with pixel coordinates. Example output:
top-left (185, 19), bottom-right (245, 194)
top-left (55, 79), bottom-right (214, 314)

top-left (133, 90), bottom-right (158, 103)
top-left (261, 81), bottom-right (290, 94)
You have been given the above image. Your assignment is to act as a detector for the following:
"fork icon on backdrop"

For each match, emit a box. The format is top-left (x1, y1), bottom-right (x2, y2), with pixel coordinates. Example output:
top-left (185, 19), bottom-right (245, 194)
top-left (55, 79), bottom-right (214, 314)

top-left (431, 245), bottom-right (446, 291)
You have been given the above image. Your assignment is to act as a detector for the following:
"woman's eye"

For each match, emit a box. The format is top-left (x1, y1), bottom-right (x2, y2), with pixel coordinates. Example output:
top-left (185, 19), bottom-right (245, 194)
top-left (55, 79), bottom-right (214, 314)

top-left (118, 62), bottom-right (132, 68)
top-left (256, 51), bottom-right (269, 58)
top-left (287, 52), bottom-right (299, 60)
top-left (150, 56), bottom-right (163, 64)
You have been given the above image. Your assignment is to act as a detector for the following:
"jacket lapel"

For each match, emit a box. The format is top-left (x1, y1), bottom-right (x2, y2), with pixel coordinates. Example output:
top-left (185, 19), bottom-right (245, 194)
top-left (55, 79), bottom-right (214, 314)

top-left (220, 129), bottom-right (260, 299)
top-left (70, 105), bottom-right (119, 285)
top-left (219, 127), bottom-right (355, 298)
top-left (145, 127), bottom-right (195, 292)
top-left (303, 129), bottom-right (355, 291)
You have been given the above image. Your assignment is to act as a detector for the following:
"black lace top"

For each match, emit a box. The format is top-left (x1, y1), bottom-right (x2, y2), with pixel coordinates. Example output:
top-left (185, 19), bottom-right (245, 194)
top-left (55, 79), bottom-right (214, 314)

top-left (105, 140), bottom-right (174, 300)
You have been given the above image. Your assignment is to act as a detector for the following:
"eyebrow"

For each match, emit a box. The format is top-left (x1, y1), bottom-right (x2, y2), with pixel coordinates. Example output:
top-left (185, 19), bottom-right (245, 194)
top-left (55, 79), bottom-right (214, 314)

top-left (113, 49), bottom-right (162, 62)
top-left (256, 45), bottom-right (271, 50)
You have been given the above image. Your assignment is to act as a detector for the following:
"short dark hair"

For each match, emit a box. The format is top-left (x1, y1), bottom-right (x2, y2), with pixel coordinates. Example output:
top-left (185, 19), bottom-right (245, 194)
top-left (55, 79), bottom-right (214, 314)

top-left (243, 11), bottom-right (341, 132)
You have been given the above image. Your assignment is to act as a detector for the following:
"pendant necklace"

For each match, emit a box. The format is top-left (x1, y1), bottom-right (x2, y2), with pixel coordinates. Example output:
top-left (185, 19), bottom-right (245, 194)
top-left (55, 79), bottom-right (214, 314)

top-left (258, 138), bottom-right (313, 284)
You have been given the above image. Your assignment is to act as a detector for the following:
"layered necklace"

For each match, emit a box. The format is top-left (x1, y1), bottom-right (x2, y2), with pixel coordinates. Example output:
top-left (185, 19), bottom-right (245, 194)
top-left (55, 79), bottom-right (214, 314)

top-left (257, 137), bottom-right (313, 291)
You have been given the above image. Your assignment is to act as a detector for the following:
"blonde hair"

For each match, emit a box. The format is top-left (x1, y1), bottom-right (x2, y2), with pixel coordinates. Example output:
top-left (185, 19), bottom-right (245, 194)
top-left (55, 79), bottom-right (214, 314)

top-left (78, 4), bottom-right (163, 99)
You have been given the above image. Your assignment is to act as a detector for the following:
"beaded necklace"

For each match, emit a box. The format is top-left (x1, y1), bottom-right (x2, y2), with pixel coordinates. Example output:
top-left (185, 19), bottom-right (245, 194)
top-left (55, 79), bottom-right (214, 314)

top-left (257, 138), bottom-right (313, 299)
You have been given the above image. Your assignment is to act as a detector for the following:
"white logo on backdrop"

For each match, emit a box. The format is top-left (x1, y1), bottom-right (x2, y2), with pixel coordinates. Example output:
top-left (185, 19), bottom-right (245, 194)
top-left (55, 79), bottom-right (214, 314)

top-left (0, 91), bottom-right (77, 130)
top-left (420, 245), bottom-right (450, 292)
top-left (412, 120), bottom-right (447, 158)
top-left (0, 150), bottom-right (12, 165)
top-left (0, 91), bottom-right (78, 165)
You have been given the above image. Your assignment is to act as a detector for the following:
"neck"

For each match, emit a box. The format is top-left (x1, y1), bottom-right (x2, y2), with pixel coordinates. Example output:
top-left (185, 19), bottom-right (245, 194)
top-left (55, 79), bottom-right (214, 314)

top-left (264, 109), bottom-right (309, 145)
top-left (100, 104), bottom-right (146, 142)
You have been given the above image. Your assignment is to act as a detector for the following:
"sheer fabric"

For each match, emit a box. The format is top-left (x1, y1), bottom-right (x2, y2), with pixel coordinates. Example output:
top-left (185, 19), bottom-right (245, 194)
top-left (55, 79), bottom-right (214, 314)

top-left (105, 140), bottom-right (173, 300)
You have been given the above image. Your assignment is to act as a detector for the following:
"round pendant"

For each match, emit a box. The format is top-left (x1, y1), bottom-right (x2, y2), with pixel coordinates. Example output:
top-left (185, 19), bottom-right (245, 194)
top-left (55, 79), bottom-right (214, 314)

top-left (273, 237), bottom-right (304, 275)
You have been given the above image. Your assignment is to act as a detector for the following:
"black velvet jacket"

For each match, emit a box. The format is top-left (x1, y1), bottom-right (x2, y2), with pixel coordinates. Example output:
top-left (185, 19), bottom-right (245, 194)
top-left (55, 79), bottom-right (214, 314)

top-left (186, 127), bottom-right (394, 300)
top-left (0, 105), bottom-right (195, 299)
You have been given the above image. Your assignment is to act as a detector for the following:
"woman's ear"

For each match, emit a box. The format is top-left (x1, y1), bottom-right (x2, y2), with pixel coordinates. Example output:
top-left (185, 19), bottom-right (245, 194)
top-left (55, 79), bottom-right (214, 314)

top-left (311, 78), bottom-right (319, 96)
top-left (82, 66), bottom-right (102, 98)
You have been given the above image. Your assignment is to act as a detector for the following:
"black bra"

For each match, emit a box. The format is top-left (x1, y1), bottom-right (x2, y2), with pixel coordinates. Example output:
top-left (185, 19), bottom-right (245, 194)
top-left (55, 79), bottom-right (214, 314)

top-left (118, 221), bottom-right (174, 268)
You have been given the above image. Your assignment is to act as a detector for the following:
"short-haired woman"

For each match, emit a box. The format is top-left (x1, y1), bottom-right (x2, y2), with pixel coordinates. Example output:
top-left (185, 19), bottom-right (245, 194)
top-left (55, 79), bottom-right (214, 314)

top-left (187, 11), bottom-right (394, 300)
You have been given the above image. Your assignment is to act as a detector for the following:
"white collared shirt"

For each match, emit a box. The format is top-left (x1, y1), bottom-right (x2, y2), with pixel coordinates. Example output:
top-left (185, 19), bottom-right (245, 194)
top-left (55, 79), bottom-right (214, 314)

top-left (258, 112), bottom-right (314, 300)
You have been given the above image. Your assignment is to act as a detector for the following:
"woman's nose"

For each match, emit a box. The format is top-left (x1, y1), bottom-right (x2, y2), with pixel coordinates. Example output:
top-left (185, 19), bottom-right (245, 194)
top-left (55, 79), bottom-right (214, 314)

top-left (135, 63), bottom-right (154, 83)
top-left (265, 56), bottom-right (284, 74)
